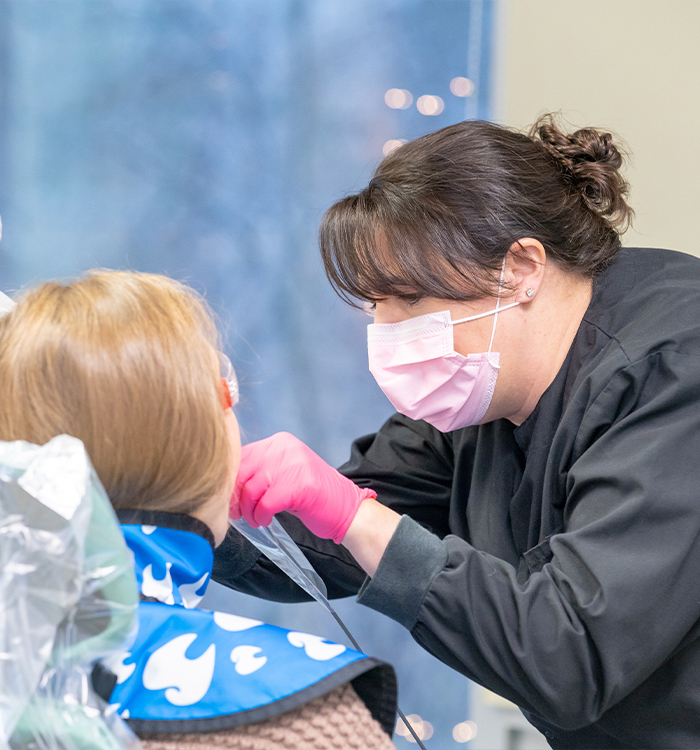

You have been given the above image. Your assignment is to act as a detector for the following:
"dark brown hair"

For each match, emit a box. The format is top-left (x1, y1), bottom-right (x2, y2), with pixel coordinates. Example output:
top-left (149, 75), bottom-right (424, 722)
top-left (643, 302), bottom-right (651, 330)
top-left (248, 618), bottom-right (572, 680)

top-left (320, 114), bottom-right (633, 305)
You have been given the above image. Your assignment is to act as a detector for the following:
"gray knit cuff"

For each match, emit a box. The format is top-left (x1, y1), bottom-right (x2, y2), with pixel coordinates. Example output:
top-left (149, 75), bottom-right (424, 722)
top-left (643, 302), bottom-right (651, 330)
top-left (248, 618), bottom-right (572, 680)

top-left (357, 515), bottom-right (447, 631)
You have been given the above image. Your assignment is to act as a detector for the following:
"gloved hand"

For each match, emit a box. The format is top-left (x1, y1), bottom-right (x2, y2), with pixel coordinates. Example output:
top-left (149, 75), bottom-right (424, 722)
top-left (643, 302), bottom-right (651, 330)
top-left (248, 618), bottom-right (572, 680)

top-left (231, 432), bottom-right (377, 544)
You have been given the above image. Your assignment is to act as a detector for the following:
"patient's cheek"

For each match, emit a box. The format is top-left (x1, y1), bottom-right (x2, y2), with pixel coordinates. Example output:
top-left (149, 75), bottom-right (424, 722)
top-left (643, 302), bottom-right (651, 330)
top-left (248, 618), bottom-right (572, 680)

top-left (225, 409), bottom-right (242, 475)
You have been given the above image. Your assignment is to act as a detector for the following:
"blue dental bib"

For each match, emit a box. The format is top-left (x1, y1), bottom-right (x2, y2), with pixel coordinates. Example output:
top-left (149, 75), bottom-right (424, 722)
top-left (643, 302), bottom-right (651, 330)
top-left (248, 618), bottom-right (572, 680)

top-left (104, 510), bottom-right (395, 735)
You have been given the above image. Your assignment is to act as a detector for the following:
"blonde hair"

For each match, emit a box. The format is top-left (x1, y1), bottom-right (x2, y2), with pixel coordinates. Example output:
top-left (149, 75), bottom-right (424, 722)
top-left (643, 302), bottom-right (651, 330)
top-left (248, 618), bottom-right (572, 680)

top-left (0, 270), bottom-right (229, 514)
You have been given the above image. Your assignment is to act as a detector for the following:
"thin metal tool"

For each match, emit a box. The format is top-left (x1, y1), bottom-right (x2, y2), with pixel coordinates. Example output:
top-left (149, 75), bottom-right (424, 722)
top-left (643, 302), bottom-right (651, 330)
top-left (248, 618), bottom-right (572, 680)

top-left (327, 608), bottom-right (428, 749)
top-left (230, 517), bottom-right (429, 750)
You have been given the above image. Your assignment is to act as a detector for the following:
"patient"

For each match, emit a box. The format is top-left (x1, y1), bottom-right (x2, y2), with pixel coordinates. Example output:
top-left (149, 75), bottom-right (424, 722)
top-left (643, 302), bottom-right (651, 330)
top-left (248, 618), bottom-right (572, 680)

top-left (0, 271), bottom-right (396, 749)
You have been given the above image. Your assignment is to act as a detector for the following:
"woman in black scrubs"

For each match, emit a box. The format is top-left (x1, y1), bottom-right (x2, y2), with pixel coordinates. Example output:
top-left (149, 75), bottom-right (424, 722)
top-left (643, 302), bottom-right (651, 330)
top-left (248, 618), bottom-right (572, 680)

top-left (214, 116), bottom-right (700, 749)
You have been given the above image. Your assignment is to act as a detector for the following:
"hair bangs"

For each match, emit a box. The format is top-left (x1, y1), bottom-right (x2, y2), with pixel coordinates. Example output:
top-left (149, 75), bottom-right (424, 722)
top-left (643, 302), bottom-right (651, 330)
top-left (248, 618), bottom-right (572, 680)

top-left (320, 197), bottom-right (414, 306)
top-left (320, 194), bottom-right (500, 306)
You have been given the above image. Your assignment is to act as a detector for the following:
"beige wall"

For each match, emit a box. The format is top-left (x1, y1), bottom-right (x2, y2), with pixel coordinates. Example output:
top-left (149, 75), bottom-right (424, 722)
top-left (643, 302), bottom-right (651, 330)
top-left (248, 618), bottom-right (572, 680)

top-left (494, 0), bottom-right (700, 255)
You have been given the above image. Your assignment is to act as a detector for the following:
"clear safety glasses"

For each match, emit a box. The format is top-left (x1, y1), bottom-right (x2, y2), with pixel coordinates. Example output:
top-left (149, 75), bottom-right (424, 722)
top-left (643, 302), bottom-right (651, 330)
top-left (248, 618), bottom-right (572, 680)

top-left (217, 352), bottom-right (239, 411)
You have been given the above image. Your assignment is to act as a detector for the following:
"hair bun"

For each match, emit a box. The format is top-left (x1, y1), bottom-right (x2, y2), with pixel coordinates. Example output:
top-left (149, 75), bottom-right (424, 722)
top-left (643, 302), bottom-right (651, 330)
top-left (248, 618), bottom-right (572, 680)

top-left (531, 115), bottom-right (632, 231)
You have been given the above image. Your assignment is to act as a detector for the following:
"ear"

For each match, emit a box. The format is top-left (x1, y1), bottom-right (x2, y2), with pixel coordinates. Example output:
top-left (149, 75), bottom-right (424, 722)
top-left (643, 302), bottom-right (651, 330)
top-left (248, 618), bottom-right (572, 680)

top-left (505, 238), bottom-right (546, 303)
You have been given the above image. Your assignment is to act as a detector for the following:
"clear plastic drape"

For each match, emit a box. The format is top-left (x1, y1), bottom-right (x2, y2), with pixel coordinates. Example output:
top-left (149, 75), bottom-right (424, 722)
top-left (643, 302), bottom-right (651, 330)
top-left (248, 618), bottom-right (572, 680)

top-left (0, 435), bottom-right (141, 750)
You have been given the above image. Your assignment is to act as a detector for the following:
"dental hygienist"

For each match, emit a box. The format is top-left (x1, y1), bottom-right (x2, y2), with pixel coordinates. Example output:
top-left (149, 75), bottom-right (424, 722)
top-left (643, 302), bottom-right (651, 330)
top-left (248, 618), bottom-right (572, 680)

top-left (213, 115), bottom-right (700, 749)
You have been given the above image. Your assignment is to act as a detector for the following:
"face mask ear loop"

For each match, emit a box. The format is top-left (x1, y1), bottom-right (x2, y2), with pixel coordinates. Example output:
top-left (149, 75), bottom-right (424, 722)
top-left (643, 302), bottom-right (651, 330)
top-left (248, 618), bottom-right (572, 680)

top-left (487, 259), bottom-right (507, 368)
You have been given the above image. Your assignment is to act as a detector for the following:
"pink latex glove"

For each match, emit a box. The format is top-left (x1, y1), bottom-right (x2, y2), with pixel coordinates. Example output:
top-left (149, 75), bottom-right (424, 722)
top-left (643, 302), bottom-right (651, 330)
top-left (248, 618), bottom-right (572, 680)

top-left (231, 432), bottom-right (376, 544)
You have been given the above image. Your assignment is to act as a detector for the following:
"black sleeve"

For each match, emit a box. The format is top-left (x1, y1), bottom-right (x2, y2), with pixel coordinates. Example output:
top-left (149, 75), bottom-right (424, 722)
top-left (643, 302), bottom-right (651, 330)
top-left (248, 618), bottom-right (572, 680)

top-left (212, 513), bottom-right (367, 600)
top-left (212, 413), bottom-right (457, 598)
top-left (339, 413), bottom-right (456, 538)
top-left (357, 353), bottom-right (700, 730)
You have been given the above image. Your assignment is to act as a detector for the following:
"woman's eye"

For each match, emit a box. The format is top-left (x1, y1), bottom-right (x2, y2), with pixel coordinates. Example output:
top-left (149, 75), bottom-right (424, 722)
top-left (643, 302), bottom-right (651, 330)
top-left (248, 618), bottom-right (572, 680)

top-left (363, 301), bottom-right (377, 317)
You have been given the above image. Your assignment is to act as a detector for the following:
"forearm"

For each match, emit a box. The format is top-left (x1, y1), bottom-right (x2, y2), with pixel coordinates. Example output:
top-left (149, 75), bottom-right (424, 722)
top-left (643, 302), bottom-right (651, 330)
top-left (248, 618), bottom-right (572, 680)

top-left (341, 498), bottom-right (401, 577)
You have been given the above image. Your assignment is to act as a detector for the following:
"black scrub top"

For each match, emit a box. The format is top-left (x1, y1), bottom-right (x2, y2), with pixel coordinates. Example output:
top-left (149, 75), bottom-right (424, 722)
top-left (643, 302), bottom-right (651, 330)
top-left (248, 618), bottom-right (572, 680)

top-left (214, 247), bottom-right (700, 749)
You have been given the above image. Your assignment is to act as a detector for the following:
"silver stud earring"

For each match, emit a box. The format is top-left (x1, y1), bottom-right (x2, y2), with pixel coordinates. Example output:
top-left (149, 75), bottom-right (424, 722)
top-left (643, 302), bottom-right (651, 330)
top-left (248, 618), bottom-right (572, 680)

top-left (526, 288), bottom-right (535, 298)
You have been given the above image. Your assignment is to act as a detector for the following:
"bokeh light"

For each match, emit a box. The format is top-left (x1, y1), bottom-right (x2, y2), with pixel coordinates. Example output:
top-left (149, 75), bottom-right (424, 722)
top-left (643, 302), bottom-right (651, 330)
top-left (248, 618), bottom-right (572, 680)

top-left (385, 88), bottom-right (413, 109)
top-left (383, 139), bottom-right (407, 156)
top-left (452, 720), bottom-right (478, 743)
top-left (450, 76), bottom-right (475, 97)
top-left (396, 714), bottom-right (435, 742)
top-left (416, 94), bottom-right (444, 116)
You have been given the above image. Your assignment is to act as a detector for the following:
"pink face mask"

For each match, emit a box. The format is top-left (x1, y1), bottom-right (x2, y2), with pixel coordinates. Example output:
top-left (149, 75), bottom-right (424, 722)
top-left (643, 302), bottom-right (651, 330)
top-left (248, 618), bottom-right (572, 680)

top-left (367, 292), bottom-right (519, 433)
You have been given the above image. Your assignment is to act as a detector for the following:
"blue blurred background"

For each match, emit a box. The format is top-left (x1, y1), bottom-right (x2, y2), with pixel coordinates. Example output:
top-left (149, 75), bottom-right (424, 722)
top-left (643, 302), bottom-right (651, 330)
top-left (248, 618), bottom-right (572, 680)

top-left (0, 1), bottom-right (494, 746)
